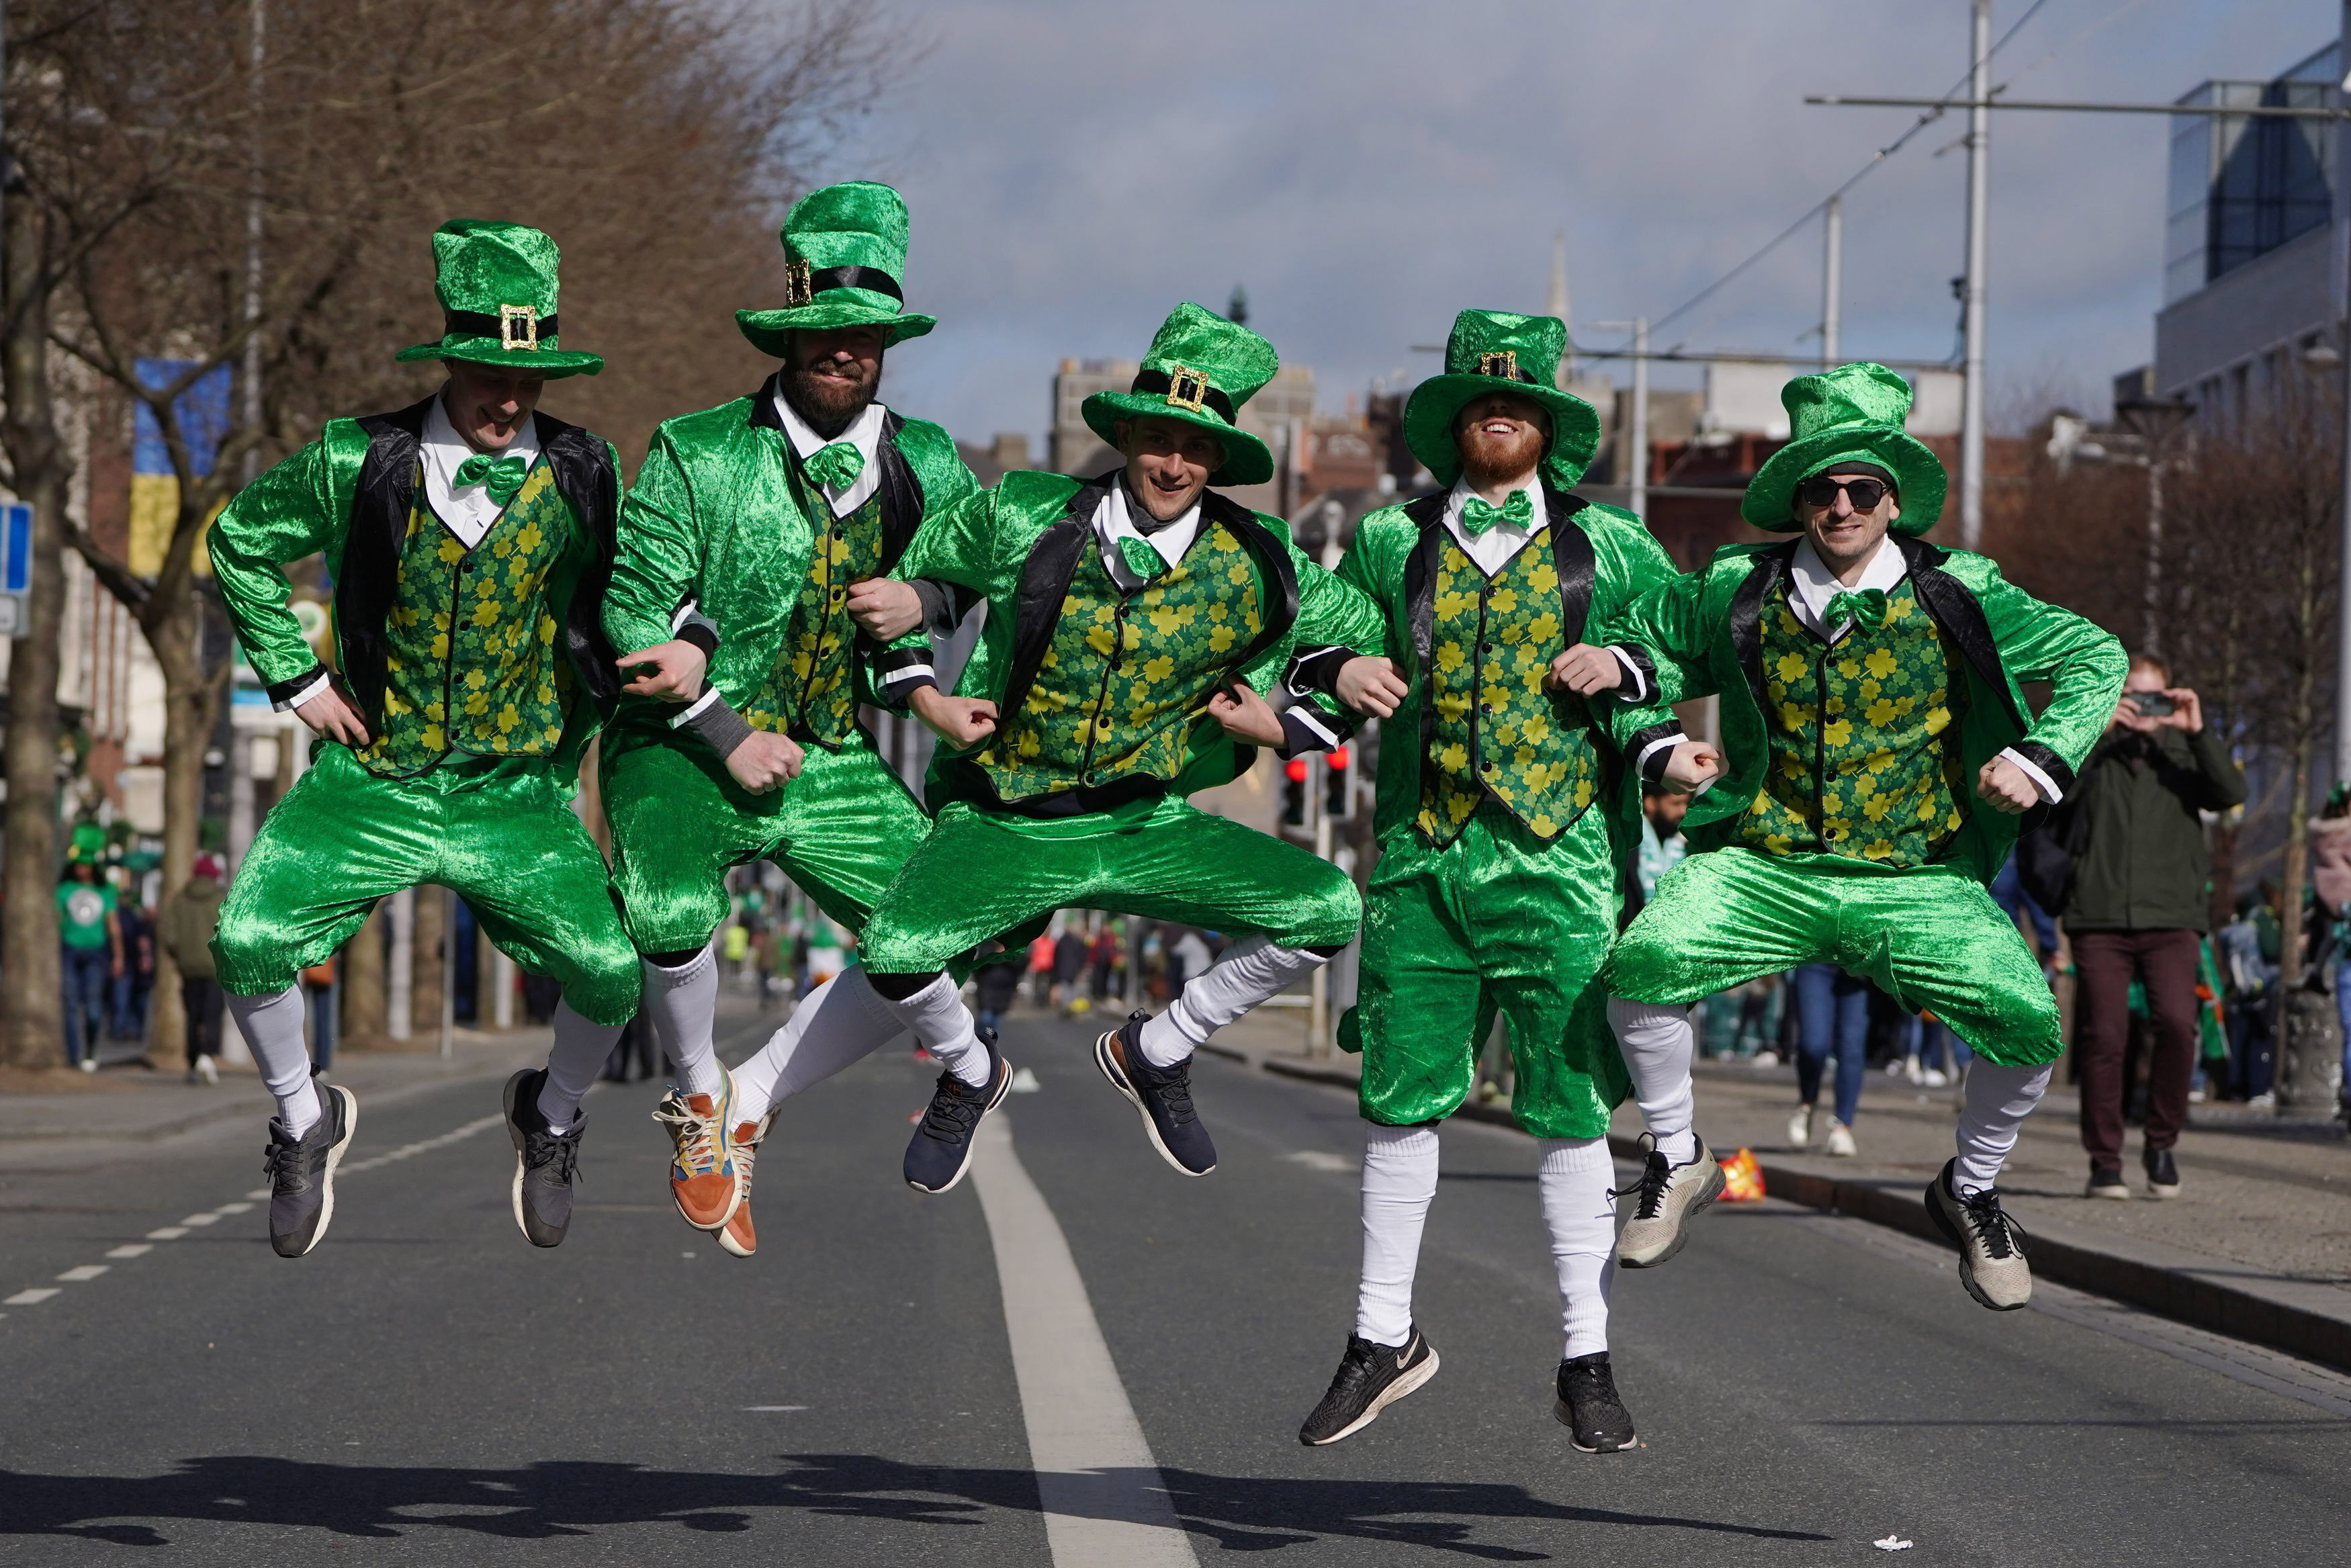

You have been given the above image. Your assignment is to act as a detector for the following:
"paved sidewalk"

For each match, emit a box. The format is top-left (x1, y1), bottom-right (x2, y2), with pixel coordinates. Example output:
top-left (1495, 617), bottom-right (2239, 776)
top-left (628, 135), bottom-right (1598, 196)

top-left (1200, 1010), bottom-right (2351, 1373)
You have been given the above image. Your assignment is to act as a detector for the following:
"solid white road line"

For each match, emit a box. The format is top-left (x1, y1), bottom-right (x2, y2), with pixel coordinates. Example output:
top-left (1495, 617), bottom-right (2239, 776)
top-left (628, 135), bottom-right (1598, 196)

top-left (972, 1115), bottom-right (1200, 1568)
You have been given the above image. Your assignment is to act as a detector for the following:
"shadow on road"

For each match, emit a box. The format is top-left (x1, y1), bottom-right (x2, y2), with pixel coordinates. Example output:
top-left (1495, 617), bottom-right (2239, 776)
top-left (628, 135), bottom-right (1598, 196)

top-left (0, 1452), bottom-right (1833, 1555)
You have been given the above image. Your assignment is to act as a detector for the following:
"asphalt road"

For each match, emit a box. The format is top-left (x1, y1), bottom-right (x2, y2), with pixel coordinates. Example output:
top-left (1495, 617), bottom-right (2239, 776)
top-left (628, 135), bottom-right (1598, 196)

top-left (4, 1007), bottom-right (2349, 1565)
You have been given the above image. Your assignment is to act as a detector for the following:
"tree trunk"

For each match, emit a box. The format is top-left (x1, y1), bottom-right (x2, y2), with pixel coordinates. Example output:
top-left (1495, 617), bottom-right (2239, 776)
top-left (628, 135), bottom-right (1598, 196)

top-left (139, 592), bottom-right (215, 1067)
top-left (1, 195), bottom-right (70, 1070)
top-left (410, 882), bottom-right (445, 1052)
top-left (341, 903), bottom-right (387, 1050)
top-left (2209, 815), bottom-right (2238, 933)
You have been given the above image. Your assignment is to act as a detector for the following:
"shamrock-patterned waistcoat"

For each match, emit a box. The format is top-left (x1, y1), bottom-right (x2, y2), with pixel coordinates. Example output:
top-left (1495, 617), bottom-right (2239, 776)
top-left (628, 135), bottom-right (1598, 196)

top-left (978, 520), bottom-right (1263, 802)
top-left (1416, 533), bottom-right (1599, 846)
top-left (1738, 579), bottom-right (1969, 865)
top-left (358, 463), bottom-right (575, 777)
top-left (741, 484), bottom-right (886, 747)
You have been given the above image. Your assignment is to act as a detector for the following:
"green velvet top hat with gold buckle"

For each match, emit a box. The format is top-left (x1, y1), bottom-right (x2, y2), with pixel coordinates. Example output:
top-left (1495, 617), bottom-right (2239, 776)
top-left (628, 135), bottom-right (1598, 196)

top-left (736, 181), bottom-right (936, 356)
top-left (392, 220), bottom-right (604, 378)
top-left (1742, 361), bottom-right (1947, 533)
top-left (1080, 302), bottom-right (1278, 488)
top-left (1403, 310), bottom-right (1601, 490)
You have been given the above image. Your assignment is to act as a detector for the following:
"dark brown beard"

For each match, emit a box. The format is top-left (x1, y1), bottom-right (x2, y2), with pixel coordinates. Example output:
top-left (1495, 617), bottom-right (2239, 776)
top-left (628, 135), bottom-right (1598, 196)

top-left (781, 355), bottom-right (882, 432)
top-left (1457, 421), bottom-right (1546, 488)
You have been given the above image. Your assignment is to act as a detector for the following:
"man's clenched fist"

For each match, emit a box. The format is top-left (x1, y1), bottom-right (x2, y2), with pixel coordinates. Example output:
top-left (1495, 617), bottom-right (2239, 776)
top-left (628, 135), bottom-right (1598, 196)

top-left (727, 730), bottom-right (803, 794)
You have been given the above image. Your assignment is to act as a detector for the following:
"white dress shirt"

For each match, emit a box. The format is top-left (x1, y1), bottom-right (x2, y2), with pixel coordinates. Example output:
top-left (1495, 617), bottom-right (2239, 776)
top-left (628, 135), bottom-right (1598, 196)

top-left (773, 390), bottom-right (885, 518)
top-left (420, 394), bottom-right (541, 551)
top-left (1440, 473), bottom-right (1547, 578)
top-left (1095, 477), bottom-right (1204, 590)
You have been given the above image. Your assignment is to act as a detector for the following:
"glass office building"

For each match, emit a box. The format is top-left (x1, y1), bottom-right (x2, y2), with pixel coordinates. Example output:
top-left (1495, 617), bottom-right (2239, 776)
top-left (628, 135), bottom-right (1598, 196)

top-left (2164, 43), bottom-right (2338, 306)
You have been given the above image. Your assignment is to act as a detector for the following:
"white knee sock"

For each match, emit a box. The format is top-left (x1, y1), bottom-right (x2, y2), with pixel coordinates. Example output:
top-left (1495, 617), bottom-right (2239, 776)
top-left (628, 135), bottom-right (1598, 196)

top-left (641, 948), bottom-right (723, 1098)
top-left (225, 985), bottom-right (320, 1138)
top-left (1355, 1121), bottom-right (1440, 1347)
top-left (729, 968), bottom-right (905, 1125)
top-left (1608, 997), bottom-right (1697, 1164)
top-left (1954, 1060), bottom-right (2053, 1190)
top-left (1140, 933), bottom-right (1329, 1067)
top-left (1539, 1136), bottom-right (1619, 1361)
top-left (873, 972), bottom-right (989, 1088)
top-left (535, 1000), bottom-right (625, 1134)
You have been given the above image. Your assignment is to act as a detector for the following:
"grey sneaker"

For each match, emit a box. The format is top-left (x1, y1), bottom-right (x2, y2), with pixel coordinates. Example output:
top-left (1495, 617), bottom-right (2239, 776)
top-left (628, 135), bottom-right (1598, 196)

top-left (1926, 1158), bottom-right (2032, 1310)
top-left (1613, 1134), bottom-right (1726, 1268)
top-left (504, 1068), bottom-right (584, 1248)
top-left (263, 1084), bottom-right (357, 1258)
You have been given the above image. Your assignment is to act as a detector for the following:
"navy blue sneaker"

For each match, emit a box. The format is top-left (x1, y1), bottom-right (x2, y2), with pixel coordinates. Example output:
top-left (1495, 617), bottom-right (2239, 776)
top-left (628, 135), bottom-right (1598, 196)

top-left (1094, 1012), bottom-right (1216, 1176)
top-left (903, 1028), bottom-right (1010, 1195)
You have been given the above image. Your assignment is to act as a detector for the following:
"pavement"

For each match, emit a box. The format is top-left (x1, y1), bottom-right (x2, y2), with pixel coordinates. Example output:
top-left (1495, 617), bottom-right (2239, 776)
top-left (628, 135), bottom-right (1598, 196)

top-left (3, 998), bottom-right (2350, 1563)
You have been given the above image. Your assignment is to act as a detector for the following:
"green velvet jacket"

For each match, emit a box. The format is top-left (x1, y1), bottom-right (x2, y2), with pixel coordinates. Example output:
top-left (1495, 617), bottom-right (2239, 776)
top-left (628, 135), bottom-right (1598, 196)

top-left (601, 375), bottom-right (976, 756)
top-left (880, 469), bottom-right (1385, 815)
top-left (208, 396), bottom-right (623, 780)
top-left (1296, 486), bottom-right (1689, 847)
top-left (1613, 534), bottom-right (2126, 882)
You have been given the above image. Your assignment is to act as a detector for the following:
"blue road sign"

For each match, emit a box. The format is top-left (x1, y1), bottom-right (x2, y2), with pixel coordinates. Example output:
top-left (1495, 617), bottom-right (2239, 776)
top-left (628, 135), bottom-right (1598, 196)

top-left (2, 502), bottom-right (30, 594)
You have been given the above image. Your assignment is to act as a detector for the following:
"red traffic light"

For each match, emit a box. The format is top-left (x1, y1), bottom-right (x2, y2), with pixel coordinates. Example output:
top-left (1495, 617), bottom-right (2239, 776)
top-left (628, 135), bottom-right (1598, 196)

top-left (1284, 757), bottom-right (1310, 783)
top-left (1327, 747), bottom-right (1349, 770)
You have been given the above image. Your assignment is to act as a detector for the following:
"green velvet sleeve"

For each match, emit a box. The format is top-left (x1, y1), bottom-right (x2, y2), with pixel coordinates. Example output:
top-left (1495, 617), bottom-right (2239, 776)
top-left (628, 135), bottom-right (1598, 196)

top-left (1251, 545), bottom-right (1385, 702)
top-left (207, 439), bottom-right (341, 687)
top-left (605, 427), bottom-right (703, 659)
top-left (1975, 563), bottom-right (2127, 776)
top-left (896, 417), bottom-right (979, 515)
top-left (883, 485), bottom-right (1014, 654)
top-left (1602, 567), bottom-right (1721, 747)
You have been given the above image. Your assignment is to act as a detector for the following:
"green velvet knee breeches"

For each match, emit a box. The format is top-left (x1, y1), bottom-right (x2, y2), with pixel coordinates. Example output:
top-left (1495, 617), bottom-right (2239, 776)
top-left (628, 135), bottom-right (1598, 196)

top-left (1603, 845), bottom-right (2060, 1068)
top-left (858, 795), bottom-right (1362, 976)
top-left (211, 745), bottom-right (639, 1025)
top-left (601, 726), bottom-right (932, 954)
top-left (1344, 804), bottom-right (1629, 1140)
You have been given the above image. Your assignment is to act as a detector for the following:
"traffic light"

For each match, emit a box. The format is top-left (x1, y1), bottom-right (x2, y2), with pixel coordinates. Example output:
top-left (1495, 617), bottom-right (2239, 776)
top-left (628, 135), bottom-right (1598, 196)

top-left (1323, 746), bottom-right (1355, 821)
top-left (1282, 755), bottom-right (1309, 827)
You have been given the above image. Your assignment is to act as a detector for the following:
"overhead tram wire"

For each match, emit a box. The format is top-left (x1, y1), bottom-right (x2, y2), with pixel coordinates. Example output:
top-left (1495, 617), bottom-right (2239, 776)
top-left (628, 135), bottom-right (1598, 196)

top-left (1626, 0), bottom-right (2054, 349)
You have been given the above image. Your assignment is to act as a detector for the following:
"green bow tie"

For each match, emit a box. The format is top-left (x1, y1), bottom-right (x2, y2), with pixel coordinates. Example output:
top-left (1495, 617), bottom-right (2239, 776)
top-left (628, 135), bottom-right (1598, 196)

top-left (1117, 536), bottom-right (1165, 584)
top-left (453, 453), bottom-right (529, 505)
top-left (1824, 588), bottom-right (1889, 635)
top-left (803, 441), bottom-right (865, 490)
top-left (1459, 489), bottom-right (1534, 537)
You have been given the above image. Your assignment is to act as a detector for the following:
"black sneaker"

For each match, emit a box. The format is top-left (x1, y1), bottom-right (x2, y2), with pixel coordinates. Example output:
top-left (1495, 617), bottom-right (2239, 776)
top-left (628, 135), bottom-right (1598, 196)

top-left (1556, 1352), bottom-right (1636, 1452)
top-left (1094, 1012), bottom-right (1216, 1176)
top-left (2086, 1165), bottom-right (2131, 1200)
top-left (263, 1084), bottom-right (357, 1258)
top-left (2143, 1146), bottom-right (2181, 1199)
top-left (503, 1068), bottom-right (584, 1248)
top-left (1298, 1326), bottom-right (1439, 1446)
top-left (903, 1028), bottom-right (1010, 1195)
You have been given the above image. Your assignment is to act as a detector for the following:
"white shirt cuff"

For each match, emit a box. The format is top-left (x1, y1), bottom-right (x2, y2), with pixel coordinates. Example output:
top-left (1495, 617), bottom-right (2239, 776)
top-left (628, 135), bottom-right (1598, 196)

top-left (1609, 646), bottom-right (1652, 704)
top-left (1634, 731), bottom-right (1684, 780)
top-left (279, 670), bottom-right (332, 712)
top-left (1998, 746), bottom-right (2061, 804)
top-left (668, 688), bottom-right (722, 730)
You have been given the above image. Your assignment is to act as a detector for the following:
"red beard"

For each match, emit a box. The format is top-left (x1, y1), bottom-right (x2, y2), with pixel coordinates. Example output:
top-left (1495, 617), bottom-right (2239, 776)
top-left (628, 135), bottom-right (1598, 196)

top-left (1457, 422), bottom-right (1546, 488)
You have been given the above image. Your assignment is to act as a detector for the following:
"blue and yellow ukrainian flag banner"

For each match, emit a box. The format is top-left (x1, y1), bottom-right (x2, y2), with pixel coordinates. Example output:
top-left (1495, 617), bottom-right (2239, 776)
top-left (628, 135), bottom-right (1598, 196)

top-left (128, 358), bottom-right (233, 579)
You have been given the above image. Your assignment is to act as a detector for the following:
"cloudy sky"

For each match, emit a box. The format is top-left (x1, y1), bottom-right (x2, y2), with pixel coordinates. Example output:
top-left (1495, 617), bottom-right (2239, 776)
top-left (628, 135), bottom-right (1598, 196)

top-left (807, 0), bottom-right (2327, 450)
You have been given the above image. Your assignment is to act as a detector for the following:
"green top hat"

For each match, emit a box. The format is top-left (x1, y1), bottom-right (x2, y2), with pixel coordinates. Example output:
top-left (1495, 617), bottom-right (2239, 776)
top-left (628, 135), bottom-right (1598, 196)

top-left (393, 220), bottom-right (603, 379)
top-left (737, 181), bottom-right (936, 356)
top-left (1742, 362), bottom-right (1947, 533)
top-left (1403, 311), bottom-right (1601, 490)
top-left (1081, 302), bottom-right (1278, 488)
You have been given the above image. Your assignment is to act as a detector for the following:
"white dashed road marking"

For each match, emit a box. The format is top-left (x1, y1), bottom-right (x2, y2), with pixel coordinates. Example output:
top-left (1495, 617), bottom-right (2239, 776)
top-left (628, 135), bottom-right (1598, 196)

top-left (4, 1289), bottom-right (61, 1306)
top-left (55, 1266), bottom-right (108, 1283)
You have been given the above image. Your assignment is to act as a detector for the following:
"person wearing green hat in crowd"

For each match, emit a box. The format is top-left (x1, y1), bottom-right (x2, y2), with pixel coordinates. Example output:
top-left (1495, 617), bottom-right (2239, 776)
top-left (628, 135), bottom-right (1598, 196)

top-left (591, 181), bottom-right (981, 1259)
top-left (208, 219), bottom-right (641, 1259)
top-left (854, 301), bottom-right (1384, 1195)
top-left (1281, 310), bottom-right (1690, 1455)
top-left (1564, 362), bottom-right (2125, 1312)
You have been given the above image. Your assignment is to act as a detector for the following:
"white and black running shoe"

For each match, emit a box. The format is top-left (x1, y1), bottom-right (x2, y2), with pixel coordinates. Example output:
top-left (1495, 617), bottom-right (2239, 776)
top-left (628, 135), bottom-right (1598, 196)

top-left (1556, 1352), bottom-right (1637, 1452)
top-left (1094, 1011), bottom-right (1216, 1176)
top-left (1612, 1132), bottom-right (1725, 1267)
top-left (1926, 1157), bottom-right (2033, 1310)
top-left (1298, 1326), bottom-right (1439, 1446)
top-left (903, 1027), bottom-right (1011, 1195)
top-left (503, 1068), bottom-right (584, 1248)
top-left (263, 1084), bottom-right (357, 1258)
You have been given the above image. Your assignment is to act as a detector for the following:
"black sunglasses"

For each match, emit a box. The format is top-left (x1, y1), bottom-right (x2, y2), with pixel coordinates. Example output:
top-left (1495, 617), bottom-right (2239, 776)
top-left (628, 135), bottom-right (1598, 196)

top-left (1799, 475), bottom-right (1892, 512)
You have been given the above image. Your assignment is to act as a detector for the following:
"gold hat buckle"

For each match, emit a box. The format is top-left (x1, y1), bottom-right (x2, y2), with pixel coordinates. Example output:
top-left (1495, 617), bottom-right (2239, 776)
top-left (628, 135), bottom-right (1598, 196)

top-left (1163, 364), bottom-right (1211, 414)
top-left (1476, 349), bottom-right (1518, 379)
top-left (783, 257), bottom-right (813, 308)
top-left (499, 304), bottom-right (540, 351)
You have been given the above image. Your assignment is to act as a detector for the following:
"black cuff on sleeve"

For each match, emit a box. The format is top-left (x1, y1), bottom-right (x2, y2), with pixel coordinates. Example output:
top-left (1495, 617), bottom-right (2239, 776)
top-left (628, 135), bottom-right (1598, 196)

top-left (1283, 643), bottom-right (1354, 702)
top-left (1630, 721), bottom-right (1686, 786)
top-left (1613, 644), bottom-right (1657, 702)
top-left (1277, 706), bottom-right (1341, 760)
top-left (911, 579), bottom-right (955, 635)
top-left (2009, 739), bottom-right (2074, 798)
top-left (676, 620), bottom-right (719, 657)
top-left (681, 695), bottom-right (754, 760)
top-left (266, 664), bottom-right (331, 708)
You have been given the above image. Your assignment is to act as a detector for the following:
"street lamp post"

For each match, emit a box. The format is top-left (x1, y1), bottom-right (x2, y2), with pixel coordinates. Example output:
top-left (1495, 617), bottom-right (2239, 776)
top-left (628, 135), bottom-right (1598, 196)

top-left (2112, 395), bottom-right (2196, 659)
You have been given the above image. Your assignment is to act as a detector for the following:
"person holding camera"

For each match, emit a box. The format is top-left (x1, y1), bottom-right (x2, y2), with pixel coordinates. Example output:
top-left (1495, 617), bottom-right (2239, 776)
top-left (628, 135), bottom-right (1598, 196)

top-left (2064, 653), bottom-right (2244, 1199)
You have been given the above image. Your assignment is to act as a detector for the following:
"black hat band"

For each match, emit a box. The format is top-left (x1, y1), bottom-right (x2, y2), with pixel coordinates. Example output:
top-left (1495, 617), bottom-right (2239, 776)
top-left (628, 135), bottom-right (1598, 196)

top-left (444, 309), bottom-right (559, 342)
top-left (1130, 368), bottom-right (1237, 424)
top-left (781, 261), bottom-right (904, 308)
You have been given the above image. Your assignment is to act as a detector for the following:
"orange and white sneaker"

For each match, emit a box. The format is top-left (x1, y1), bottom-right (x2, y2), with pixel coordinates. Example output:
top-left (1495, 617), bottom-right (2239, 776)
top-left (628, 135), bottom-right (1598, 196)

top-left (716, 1110), bottom-right (775, 1259)
top-left (652, 1074), bottom-right (740, 1232)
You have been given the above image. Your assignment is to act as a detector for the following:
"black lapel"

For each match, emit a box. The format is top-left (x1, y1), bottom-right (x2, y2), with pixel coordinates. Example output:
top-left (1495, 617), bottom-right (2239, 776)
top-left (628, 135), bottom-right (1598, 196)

top-left (1204, 489), bottom-right (1299, 676)
top-left (1897, 534), bottom-right (2029, 733)
top-left (1542, 485), bottom-right (1597, 644)
top-left (337, 395), bottom-right (436, 731)
top-left (996, 473), bottom-right (1114, 726)
top-left (875, 409), bottom-right (926, 571)
top-left (1398, 492), bottom-right (1448, 687)
top-left (534, 410), bottom-right (623, 717)
top-left (1729, 542), bottom-right (1796, 719)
